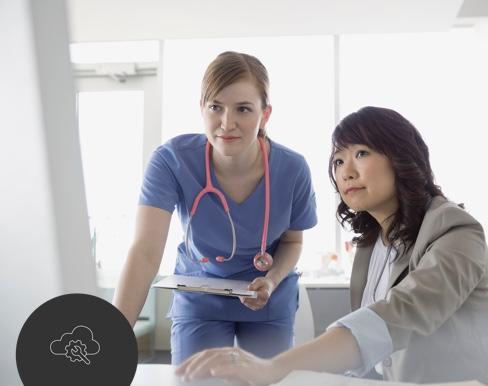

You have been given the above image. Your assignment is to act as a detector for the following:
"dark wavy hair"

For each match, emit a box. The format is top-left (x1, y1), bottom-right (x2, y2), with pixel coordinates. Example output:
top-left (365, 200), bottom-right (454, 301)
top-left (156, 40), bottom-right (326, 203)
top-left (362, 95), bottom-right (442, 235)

top-left (328, 106), bottom-right (444, 247)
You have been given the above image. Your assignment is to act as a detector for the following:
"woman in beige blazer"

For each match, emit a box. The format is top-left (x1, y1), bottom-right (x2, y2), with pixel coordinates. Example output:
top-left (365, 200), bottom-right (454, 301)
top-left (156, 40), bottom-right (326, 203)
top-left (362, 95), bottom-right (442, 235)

top-left (176, 106), bottom-right (488, 385)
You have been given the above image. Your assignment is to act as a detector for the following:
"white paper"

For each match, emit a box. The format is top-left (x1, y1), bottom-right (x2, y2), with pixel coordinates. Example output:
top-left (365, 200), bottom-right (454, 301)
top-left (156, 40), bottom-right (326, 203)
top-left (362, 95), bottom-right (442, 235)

top-left (152, 274), bottom-right (258, 298)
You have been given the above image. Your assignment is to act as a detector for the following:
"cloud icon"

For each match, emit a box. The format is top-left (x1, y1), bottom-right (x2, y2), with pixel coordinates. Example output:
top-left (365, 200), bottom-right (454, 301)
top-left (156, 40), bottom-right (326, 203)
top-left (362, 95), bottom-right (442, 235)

top-left (50, 325), bottom-right (100, 365)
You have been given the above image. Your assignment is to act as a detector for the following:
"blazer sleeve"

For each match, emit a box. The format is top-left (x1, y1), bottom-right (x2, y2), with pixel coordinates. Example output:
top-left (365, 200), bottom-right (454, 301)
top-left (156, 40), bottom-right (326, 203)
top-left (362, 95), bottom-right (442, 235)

top-left (368, 204), bottom-right (488, 352)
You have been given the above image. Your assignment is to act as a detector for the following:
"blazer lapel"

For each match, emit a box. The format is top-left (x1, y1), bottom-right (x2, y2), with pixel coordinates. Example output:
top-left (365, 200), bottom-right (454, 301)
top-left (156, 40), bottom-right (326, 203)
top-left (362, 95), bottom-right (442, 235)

top-left (350, 243), bottom-right (374, 310)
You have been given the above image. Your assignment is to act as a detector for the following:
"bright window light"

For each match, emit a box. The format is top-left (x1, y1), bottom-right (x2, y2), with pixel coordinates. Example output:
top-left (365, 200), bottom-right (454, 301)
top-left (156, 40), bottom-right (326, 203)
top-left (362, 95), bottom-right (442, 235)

top-left (340, 28), bottom-right (488, 234)
top-left (78, 91), bottom-right (144, 272)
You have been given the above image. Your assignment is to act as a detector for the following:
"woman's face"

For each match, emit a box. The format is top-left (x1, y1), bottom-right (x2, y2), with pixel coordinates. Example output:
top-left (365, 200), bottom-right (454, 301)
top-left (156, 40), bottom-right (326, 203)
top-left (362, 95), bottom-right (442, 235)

top-left (201, 79), bottom-right (271, 157)
top-left (332, 144), bottom-right (398, 220)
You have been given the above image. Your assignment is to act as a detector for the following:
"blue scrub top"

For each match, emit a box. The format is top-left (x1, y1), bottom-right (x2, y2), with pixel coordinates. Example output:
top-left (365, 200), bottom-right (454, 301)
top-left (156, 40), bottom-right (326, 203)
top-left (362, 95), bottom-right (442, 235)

top-left (139, 134), bottom-right (317, 321)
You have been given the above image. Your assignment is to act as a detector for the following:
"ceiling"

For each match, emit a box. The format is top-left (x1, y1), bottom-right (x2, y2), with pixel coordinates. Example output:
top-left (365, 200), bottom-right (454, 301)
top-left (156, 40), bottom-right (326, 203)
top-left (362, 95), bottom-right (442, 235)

top-left (67, 0), bottom-right (485, 42)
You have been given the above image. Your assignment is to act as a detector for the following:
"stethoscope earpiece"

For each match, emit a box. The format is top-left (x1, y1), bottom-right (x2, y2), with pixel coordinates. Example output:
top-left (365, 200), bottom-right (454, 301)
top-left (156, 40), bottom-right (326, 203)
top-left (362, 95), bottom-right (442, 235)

top-left (185, 137), bottom-right (272, 271)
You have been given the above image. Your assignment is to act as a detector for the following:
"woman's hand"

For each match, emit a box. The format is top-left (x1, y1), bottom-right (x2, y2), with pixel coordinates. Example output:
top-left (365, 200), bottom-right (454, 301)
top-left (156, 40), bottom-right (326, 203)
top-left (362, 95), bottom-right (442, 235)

top-left (175, 347), bottom-right (288, 386)
top-left (240, 276), bottom-right (276, 311)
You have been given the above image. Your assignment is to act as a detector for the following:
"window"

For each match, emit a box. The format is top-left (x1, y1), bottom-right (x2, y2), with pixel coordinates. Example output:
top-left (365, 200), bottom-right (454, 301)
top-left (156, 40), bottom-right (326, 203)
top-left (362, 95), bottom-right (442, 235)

top-left (340, 28), bottom-right (488, 234)
top-left (73, 41), bottom-right (161, 284)
top-left (73, 29), bottom-right (488, 284)
top-left (78, 91), bottom-right (143, 272)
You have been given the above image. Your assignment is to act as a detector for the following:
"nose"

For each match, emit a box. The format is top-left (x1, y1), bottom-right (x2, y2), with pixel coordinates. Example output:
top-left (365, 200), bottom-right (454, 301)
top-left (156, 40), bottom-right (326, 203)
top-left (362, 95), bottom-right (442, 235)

top-left (340, 160), bottom-right (357, 181)
top-left (221, 110), bottom-right (236, 131)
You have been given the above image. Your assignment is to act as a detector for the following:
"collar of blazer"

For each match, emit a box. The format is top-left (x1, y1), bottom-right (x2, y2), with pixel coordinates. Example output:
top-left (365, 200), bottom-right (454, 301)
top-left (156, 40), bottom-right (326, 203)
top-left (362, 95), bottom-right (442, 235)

top-left (350, 239), bottom-right (413, 310)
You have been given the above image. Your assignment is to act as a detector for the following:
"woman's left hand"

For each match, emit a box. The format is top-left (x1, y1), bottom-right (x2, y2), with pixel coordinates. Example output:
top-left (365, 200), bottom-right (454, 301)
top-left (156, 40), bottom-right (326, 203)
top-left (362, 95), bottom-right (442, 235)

top-left (240, 276), bottom-right (276, 311)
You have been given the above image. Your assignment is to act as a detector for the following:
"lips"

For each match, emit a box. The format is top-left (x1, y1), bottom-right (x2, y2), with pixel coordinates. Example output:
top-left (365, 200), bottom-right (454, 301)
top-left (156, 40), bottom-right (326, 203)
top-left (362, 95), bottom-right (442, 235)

top-left (218, 136), bottom-right (239, 142)
top-left (345, 187), bottom-right (365, 195)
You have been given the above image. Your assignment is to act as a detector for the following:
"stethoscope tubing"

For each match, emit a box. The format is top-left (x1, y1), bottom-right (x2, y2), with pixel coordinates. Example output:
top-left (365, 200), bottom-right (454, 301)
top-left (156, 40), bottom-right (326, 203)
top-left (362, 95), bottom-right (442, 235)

top-left (184, 137), bottom-right (270, 265)
top-left (258, 136), bottom-right (270, 257)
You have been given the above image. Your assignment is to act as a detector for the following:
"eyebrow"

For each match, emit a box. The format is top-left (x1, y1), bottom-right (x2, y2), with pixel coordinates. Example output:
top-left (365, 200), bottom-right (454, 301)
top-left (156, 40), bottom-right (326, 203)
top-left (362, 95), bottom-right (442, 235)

top-left (212, 99), bottom-right (254, 106)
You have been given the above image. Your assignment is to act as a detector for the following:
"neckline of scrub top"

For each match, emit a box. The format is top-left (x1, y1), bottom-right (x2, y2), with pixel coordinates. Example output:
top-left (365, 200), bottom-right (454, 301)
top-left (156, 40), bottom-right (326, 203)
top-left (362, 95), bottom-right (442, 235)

top-left (209, 138), bottom-right (273, 208)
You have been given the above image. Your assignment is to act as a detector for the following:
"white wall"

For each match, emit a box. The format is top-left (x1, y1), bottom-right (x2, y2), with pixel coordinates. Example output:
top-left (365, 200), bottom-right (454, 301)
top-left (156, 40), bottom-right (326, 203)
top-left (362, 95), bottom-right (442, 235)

top-left (66, 0), bottom-right (463, 42)
top-left (0, 0), bottom-right (97, 383)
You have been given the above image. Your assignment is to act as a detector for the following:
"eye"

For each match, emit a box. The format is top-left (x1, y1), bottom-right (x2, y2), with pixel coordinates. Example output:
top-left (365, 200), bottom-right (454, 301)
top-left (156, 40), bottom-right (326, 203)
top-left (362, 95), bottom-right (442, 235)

top-left (356, 150), bottom-right (369, 158)
top-left (237, 106), bottom-right (252, 113)
top-left (208, 104), bottom-right (221, 112)
top-left (332, 158), bottom-right (343, 167)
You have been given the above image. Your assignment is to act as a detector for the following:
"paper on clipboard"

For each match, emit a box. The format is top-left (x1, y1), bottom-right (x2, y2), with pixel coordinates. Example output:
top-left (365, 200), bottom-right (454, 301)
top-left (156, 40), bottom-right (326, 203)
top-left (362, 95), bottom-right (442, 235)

top-left (152, 274), bottom-right (258, 298)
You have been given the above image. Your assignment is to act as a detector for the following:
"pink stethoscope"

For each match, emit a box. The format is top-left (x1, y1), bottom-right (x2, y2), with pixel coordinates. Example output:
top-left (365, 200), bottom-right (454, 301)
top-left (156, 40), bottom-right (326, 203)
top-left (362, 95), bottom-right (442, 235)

top-left (184, 136), bottom-right (273, 271)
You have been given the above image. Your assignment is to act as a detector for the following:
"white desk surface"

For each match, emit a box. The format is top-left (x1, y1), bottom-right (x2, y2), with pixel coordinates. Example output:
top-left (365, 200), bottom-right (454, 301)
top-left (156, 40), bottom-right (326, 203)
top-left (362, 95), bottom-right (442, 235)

top-left (132, 364), bottom-right (484, 386)
top-left (131, 365), bottom-right (354, 386)
top-left (132, 364), bottom-right (225, 386)
top-left (131, 365), bottom-right (343, 386)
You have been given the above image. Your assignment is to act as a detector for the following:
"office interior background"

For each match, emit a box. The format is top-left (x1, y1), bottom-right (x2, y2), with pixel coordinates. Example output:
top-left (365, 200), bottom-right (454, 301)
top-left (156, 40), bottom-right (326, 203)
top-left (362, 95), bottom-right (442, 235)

top-left (2, 0), bottom-right (488, 383)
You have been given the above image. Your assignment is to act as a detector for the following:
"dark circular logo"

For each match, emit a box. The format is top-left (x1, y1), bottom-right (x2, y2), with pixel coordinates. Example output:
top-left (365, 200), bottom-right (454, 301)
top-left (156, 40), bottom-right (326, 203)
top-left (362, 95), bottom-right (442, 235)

top-left (16, 293), bottom-right (138, 386)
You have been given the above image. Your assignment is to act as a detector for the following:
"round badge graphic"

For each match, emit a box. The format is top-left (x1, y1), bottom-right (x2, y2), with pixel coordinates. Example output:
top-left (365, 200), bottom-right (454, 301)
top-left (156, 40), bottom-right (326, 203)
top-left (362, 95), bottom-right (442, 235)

top-left (16, 293), bottom-right (138, 386)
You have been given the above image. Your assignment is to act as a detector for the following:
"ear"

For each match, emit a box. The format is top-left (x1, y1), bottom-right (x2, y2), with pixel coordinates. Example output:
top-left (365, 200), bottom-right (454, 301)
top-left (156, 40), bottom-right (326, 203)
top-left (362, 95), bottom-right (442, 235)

top-left (261, 105), bottom-right (272, 127)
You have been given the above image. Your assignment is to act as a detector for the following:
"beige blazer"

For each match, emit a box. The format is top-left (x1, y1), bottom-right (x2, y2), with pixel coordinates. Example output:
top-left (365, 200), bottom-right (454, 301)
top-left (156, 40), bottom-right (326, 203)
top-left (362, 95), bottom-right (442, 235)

top-left (350, 196), bottom-right (488, 384)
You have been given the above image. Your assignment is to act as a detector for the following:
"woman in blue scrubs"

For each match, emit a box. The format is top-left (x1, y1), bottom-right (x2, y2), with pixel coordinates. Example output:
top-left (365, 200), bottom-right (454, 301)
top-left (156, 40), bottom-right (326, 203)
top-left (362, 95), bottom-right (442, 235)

top-left (114, 51), bottom-right (317, 364)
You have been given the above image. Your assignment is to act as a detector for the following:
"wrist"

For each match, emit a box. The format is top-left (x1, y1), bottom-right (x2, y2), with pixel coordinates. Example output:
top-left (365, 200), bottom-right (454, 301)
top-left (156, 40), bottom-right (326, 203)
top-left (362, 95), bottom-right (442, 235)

top-left (270, 356), bottom-right (293, 382)
top-left (265, 273), bottom-right (280, 291)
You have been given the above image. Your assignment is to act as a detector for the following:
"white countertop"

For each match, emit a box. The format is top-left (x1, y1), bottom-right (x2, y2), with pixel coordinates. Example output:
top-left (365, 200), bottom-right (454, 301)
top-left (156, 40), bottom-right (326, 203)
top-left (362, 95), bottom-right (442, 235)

top-left (299, 274), bottom-right (350, 288)
top-left (132, 364), bottom-right (483, 386)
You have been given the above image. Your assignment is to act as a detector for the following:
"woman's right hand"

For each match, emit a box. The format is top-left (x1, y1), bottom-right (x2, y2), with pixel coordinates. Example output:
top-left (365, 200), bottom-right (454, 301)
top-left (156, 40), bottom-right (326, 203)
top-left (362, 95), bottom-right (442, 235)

top-left (239, 276), bottom-right (275, 311)
top-left (175, 347), bottom-right (289, 386)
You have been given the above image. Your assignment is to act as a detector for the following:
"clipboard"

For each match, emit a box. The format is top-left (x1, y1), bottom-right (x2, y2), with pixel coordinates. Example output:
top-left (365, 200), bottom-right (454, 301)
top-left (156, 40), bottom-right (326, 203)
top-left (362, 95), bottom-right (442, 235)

top-left (152, 274), bottom-right (258, 298)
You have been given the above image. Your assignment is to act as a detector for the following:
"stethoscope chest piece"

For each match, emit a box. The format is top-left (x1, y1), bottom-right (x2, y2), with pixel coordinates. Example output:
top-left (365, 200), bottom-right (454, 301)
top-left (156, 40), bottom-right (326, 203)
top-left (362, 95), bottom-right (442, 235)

top-left (253, 252), bottom-right (273, 271)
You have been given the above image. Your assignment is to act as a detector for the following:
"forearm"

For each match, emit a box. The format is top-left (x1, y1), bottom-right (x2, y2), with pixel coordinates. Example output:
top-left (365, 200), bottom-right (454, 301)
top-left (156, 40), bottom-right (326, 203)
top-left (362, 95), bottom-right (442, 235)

top-left (265, 240), bottom-right (302, 287)
top-left (272, 327), bottom-right (362, 375)
top-left (113, 246), bottom-right (161, 327)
